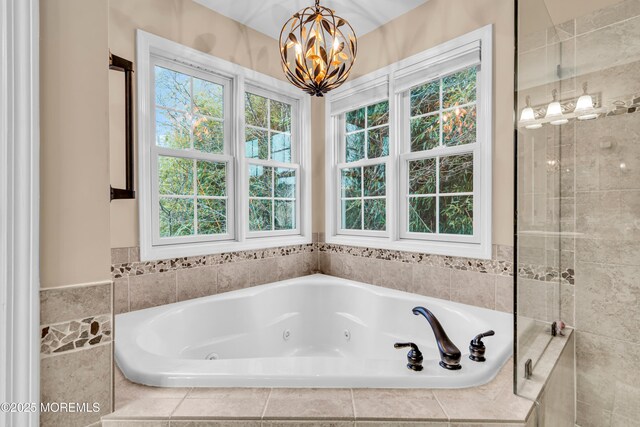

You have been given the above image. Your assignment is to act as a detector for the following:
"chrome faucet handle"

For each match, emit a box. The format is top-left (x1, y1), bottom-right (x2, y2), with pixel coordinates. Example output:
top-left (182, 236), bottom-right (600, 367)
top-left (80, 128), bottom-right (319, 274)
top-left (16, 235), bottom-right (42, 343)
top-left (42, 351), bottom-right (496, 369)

top-left (469, 330), bottom-right (495, 362)
top-left (394, 342), bottom-right (423, 371)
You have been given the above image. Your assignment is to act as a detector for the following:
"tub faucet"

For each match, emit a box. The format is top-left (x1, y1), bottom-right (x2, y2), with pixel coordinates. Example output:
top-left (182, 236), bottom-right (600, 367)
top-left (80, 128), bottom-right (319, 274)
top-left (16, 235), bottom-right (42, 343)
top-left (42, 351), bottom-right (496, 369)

top-left (412, 306), bottom-right (462, 370)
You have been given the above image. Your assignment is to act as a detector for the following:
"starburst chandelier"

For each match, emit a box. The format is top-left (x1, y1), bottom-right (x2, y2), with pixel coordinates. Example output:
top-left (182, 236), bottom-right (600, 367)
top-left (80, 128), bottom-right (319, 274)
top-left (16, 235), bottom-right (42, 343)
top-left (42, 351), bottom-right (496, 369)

top-left (279, 0), bottom-right (357, 97)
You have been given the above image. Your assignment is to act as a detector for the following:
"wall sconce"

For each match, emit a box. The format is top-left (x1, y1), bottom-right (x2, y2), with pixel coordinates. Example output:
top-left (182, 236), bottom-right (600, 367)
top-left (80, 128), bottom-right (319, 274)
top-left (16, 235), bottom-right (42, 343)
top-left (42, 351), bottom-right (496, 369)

top-left (545, 89), bottom-right (568, 125)
top-left (519, 96), bottom-right (542, 129)
top-left (574, 83), bottom-right (598, 121)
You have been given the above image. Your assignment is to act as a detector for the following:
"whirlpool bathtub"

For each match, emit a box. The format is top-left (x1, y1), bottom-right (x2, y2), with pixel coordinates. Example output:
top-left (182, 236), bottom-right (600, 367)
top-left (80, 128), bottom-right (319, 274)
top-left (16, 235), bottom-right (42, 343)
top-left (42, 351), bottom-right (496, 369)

top-left (115, 274), bottom-right (512, 388)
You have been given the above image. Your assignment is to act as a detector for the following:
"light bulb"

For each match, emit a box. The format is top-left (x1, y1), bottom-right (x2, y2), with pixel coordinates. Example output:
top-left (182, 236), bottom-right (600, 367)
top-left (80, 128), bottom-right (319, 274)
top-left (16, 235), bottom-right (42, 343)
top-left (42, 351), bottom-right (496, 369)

top-left (519, 96), bottom-right (542, 129)
top-left (574, 83), bottom-right (598, 120)
top-left (545, 90), bottom-right (568, 125)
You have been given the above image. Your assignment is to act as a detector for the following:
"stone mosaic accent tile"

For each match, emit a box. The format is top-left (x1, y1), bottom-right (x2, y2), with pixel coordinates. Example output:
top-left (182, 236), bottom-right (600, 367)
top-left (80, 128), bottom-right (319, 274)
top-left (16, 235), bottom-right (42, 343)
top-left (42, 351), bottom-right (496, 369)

top-left (41, 314), bottom-right (112, 356)
top-left (111, 244), bottom-right (316, 279)
top-left (318, 243), bottom-right (514, 276)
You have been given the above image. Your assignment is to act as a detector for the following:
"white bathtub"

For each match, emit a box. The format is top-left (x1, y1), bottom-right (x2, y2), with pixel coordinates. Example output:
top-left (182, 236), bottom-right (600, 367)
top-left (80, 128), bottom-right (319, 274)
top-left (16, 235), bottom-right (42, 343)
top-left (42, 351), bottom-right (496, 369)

top-left (115, 274), bottom-right (512, 388)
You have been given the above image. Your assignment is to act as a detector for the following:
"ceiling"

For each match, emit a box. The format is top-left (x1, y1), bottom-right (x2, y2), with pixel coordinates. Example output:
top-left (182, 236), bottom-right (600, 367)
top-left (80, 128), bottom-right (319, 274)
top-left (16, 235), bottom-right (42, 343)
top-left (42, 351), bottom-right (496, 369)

top-left (194, 0), bottom-right (429, 39)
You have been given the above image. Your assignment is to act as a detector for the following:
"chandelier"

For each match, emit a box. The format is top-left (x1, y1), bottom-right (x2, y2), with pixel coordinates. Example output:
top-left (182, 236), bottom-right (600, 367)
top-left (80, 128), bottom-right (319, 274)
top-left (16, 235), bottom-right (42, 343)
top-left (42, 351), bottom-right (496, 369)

top-left (279, 0), bottom-right (357, 97)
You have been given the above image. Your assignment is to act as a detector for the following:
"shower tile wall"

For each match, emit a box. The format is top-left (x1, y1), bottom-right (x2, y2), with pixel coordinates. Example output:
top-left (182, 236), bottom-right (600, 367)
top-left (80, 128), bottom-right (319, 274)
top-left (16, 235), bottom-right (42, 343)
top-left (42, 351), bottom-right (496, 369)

top-left (39, 282), bottom-right (113, 427)
top-left (524, 1), bottom-right (640, 425)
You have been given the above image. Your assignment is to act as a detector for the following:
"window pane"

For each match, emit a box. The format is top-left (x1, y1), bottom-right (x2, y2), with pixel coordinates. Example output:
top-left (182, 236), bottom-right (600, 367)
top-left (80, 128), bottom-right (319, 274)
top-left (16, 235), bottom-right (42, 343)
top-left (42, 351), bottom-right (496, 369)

top-left (367, 101), bottom-right (389, 127)
top-left (155, 66), bottom-right (190, 111)
top-left (443, 67), bottom-right (476, 109)
top-left (271, 132), bottom-right (292, 162)
top-left (346, 107), bottom-right (365, 132)
top-left (411, 80), bottom-right (439, 116)
top-left (158, 156), bottom-right (193, 195)
top-left (275, 168), bottom-right (296, 198)
top-left (440, 154), bottom-right (473, 193)
top-left (439, 195), bottom-right (473, 235)
top-left (363, 164), bottom-right (385, 197)
top-left (341, 168), bottom-right (361, 198)
top-left (245, 93), bottom-right (268, 128)
top-left (245, 127), bottom-right (269, 159)
top-left (197, 199), bottom-right (226, 235)
top-left (275, 200), bottom-right (295, 230)
top-left (409, 158), bottom-right (436, 195)
top-left (193, 117), bottom-right (224, 153)
top-left (196, 160), bottom-right (226, 196)
top-left (156, 109), bottom-right (190, 150)
top-left (346, 131), bottom-right (365, 162)
top-left (364, 199), bottom-right (386, 231)
top-left (249, 165), bottom-right (272, 197)
top-left (193, 77), bottom-right (224, 118)
top-left (159, 198), bottom-right (194, 237)
top-left (410, 114), bottom-right (439, 152)
top-left (443, 106), bottom-right (476, 146)
top-left (408, 196), bottom-right (435, 233)
top-left (342, 199), bottom-right (362, 230)
top-left (271, 100), bottom-right (292, 132)
top-left (368, 127), bottom-right (389, 158)
top-left (249, 199), bottom-right (272, 231)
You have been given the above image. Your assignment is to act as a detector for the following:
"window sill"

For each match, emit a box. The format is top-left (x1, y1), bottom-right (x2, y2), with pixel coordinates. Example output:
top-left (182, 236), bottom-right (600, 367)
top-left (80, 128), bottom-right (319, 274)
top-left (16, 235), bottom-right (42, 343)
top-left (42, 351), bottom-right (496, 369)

top-left (324, 234), bottom-right (492, 260)
top-left (140, 235), bottom-right (312, 262)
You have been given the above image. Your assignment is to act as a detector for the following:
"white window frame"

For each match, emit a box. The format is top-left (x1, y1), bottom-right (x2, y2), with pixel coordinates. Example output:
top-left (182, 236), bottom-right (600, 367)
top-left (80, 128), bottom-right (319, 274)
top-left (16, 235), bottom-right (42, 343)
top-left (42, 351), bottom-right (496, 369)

top-left (325, 25), bottom-right (493, 259)
top-left (137, 30), bottom-right (311, 261)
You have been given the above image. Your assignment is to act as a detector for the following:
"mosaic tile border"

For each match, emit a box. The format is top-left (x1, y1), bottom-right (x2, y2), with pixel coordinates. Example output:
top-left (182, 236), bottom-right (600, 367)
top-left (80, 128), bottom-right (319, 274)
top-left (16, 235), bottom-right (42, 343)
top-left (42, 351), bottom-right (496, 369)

top-left (41, 314), bottom-right (112, 356)
top-left (111, 241), bottom-right (572, 285)
top-left (319, 243), bottom-right (573, 285)
top-left (111, 243), bottom-right (316, 279)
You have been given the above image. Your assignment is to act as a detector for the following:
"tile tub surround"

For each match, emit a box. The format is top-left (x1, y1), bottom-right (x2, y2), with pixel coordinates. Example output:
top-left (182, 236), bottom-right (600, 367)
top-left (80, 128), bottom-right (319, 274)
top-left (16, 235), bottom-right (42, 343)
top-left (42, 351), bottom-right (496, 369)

top-left (106, 358), bottom-right (539, 426)
top-left (112, 239), bottom-right (575, 318)
top-left (40, 281), bottom-right (114, 427)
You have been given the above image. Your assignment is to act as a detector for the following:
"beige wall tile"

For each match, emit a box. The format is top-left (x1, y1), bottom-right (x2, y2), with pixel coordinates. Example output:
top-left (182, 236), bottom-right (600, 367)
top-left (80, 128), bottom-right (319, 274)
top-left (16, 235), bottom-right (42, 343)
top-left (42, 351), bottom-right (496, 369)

top-left (576, 331), bottom-right (640, 417)
top-left (450, 270), bottom-right (495, 309)
top-left (41, 282), bottom-right (112, 325)
top-left (252, 258), bottom-right (281, 286)
top-left (129, 272), bottom-right (176, 311)
top-left (114, 278), bottom-right (129, 315)
top-left (575, 261), bottom-right (640, 343)
top-left (373, 260), bottom-right (413, 292)
top-left (352, 389), bottom-right (446, 421)
top-left (516, 279), bottom-right (550, 322)
top-left (576, 0), bottom-right (640, 34)
top-left (540, 333), bottom-right (575, 427)
top-left (41, 344), bottom-right (112, 427)
top-left (495, 275), bottom-right (514, 313)
top-left (411, 265), bottom-right (451, 300)
top-left (264, 388), bottom-right (353, 420)
top-left (356, 422), bottom-right (447, 427)
top-left (112, 247), bottom-right (130, 264)
top-left (218, 261), bottom-right (254, 293)
top-left (265, 423), bottom-right (353, 427)
top-left (176, 266), bottom-right (217, 302)
top-left (344, 255), bottom-right (381, 285)
top-left (576, 400), bottom-right (612, 427)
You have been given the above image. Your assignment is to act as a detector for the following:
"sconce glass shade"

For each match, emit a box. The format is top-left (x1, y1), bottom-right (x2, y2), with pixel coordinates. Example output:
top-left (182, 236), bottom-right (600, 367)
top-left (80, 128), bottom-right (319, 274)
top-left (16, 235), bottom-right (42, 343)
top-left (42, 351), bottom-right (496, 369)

top-left (574, 93), bottom-right (598, 120)
top-left (279, 0), bottom-right (357, 96)
top-left (519, 97), bottom-right (542, 129)
top-left (545, 101), bottom-right (568, 125)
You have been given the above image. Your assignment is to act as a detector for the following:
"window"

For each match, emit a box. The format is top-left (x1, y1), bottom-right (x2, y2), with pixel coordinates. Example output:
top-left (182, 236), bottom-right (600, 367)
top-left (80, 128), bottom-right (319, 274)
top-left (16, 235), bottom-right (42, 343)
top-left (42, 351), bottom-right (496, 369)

top-left (325, 26), bottom-right (492, 259)
top-left (244, 92), bottom-right (299, 235)
top-left (340, 101), bottom-right (389, 233)
top-left (137, 31), bottom-right (311, 261)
